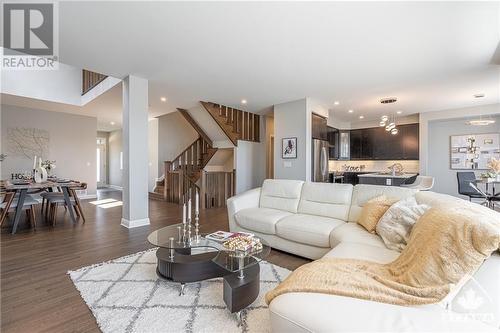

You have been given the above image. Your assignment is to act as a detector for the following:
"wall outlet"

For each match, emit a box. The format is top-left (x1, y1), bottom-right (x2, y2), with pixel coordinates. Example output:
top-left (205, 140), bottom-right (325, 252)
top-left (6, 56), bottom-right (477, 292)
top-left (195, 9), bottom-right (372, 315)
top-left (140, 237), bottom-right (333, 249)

top-left (386, 178), bottom-right (392, 186)
top-left (283, 161), bottom-right (292, 168)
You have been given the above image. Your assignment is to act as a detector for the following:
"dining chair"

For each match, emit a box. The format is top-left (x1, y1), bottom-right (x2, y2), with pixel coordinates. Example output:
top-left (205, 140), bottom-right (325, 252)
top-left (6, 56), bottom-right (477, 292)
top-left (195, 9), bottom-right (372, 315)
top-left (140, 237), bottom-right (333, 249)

top-left (401, 176), bottom-right (435, 191)
top-left (1, 192), bottom-right (39, 230)
top-left (457, 172), bottom-right (483, 201)
top-left (46, 183), bottom-right (87, 225)
top-left (0, 192), bottom-right (15, 227)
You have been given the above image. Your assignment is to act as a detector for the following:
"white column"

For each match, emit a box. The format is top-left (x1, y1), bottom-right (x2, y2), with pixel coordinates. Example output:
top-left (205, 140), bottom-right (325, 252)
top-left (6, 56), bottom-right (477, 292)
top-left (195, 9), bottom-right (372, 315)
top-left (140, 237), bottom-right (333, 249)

top-left (121, 75), bottom-right (150, 228)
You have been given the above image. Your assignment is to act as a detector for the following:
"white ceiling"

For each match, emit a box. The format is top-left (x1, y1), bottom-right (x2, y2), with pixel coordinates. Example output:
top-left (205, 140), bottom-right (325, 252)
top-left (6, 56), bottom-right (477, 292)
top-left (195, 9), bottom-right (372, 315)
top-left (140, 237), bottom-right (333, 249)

top-left (5, 2), bottom-right (500, 126)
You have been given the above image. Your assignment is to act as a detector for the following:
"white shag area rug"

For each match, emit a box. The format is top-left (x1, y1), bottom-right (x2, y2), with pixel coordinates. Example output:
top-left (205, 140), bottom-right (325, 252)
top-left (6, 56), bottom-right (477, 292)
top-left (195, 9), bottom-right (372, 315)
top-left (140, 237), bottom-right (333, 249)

top-left (68, 248), bottom-right (291, 333)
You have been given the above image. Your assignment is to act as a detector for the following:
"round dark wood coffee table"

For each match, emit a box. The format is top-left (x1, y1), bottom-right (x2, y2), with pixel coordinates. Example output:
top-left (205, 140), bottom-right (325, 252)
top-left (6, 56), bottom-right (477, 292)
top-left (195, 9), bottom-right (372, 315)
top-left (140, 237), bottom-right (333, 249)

top-left (148, 224), bottom-right (270, 320)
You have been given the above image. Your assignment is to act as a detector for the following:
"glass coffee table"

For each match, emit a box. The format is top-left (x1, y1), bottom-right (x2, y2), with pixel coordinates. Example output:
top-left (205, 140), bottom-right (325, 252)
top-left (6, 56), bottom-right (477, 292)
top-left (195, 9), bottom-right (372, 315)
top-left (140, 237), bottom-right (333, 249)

top-left (148, 224), bottom-right (270, 317)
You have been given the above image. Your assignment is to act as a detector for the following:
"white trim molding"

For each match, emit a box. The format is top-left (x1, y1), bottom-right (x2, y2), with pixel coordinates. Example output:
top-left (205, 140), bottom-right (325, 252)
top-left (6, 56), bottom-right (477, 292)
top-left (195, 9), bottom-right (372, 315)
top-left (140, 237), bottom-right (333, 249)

top-left (107, 185), bottom-right (123, 191)
top-left (121, 217), bottom-right (150, 228)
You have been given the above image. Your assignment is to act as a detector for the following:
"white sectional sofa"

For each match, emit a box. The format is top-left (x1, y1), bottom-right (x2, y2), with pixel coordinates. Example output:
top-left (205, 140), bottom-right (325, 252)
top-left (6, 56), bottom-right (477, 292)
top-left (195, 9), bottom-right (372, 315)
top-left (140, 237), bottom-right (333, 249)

top-left (227, 179), bottom-right (500, 332)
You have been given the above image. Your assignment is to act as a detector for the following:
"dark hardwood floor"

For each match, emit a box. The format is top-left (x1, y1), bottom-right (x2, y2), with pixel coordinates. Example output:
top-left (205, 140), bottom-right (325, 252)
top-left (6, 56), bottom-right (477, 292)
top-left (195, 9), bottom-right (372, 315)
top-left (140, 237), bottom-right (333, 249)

top-left (0, 190), bottom-right (309, 333)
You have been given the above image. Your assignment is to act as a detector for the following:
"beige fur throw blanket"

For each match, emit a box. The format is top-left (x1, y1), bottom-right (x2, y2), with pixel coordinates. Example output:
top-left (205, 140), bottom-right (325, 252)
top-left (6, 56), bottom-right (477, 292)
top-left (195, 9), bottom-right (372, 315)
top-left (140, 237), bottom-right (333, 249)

top-left (265, 205), bottom-right (500, 306)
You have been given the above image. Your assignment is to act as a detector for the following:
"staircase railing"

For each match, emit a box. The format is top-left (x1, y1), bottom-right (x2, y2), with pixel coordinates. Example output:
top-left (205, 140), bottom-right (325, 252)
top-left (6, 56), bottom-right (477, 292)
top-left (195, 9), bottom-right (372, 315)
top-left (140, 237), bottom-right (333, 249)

top-left (160, 137), bottom-right (217, 204)
top-left (200, 101), bottom-right (260, 146)
top-left (200, 170), bottom-right (236, 209)
top-left (82, 69), bottom-right (107, 95)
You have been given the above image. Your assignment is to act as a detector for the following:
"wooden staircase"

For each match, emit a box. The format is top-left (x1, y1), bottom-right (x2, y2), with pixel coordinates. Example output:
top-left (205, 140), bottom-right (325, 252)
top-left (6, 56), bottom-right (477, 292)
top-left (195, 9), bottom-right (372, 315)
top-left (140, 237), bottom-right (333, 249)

top-left (151, 137), bottom-right (217, 202)
top-left (200, 101), bottom-right (260, 146)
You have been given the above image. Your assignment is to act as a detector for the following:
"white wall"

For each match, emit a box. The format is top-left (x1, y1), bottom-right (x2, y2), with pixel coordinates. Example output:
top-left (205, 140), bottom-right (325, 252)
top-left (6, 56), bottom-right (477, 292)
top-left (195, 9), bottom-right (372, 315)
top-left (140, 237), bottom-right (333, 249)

top-left (1, 61), bottom-right (82, 105)
top-left (273, 98), bottom-right (309, 181)
top-left (420, 103), bottom-right (500, 176)
top-left (235, 140), bottom-right (266, 194)
top-left (1, 104), bottom-right (97, 195)
top-left (157, 111), bottom-right (198, 175)
top-left (108, 130), bottom-right (123, 187)
top-left (427, 114), bottom-right (500, 198)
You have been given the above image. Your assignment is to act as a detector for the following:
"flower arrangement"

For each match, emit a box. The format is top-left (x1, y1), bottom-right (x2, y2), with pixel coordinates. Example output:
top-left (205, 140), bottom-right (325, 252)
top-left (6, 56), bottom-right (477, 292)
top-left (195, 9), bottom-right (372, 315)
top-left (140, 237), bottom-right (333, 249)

top-left (487, 157), bottom-right (500, 175)
top-left (41, 160), bottom-right (56, 173)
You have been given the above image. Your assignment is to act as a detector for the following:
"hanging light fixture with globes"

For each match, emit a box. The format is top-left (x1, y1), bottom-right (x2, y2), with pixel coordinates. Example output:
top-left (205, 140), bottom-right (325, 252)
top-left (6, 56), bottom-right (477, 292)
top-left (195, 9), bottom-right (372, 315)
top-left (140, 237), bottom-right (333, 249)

top-left (379, 97), bottom-right (400, 135)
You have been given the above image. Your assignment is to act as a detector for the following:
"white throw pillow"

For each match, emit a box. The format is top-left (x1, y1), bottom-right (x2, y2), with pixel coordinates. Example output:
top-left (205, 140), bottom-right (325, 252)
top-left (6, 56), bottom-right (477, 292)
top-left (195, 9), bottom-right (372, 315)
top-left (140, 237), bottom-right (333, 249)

top-left (375, 196), bottom-right (430, 252)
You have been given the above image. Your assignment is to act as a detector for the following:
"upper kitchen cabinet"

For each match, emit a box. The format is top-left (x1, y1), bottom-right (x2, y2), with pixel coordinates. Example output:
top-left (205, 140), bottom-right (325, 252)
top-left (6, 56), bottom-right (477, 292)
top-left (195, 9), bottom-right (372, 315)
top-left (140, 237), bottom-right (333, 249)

top-left (327, 126), bottom-right (339, 159)
top-left (312, 113), bottom-right (328, 141)
top-left (349, 123), bottom-right (419, 160)
top-left (401, 123), bottom-right (419, 159)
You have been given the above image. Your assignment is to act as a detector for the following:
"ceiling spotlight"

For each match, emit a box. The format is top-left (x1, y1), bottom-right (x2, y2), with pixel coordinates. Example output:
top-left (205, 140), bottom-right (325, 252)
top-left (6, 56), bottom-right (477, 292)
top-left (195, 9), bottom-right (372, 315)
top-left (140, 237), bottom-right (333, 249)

top-left (110, 121), bottom-right (115, 125)
top-left (359, 115), bottom-right (364, 119)
top-left (391, 128), bottom-right (399, 135)
top-left (348, 109), bottom-right (354, 113)
top-left (396, 111), bottom-right (402, 114)
top-left (160, 97), bottom-right (167, 102)
top-left (334, 101), bottom-right (340, 105)
top-left (381, 115), bottom-right (388, 122)
top-left (241, 99), bottom-right (247, 105)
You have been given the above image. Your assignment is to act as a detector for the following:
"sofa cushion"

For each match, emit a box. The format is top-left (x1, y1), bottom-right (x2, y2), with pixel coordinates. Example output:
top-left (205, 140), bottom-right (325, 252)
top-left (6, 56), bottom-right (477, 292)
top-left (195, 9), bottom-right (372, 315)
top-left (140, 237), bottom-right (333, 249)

top-left (330, 222), bottom-right (387, 249)
top-left (348, 184), bottom-right (418, 222)
top-left (259, 179), bottom-right (304, 213)
top-left (234, 207), bottom-right (292, 235)
top-left (276, 214), bottom-right (344, 248)
top-left (269, 293), bottom-right (494, 333)
top-left (323, 242), bottom-right (400, 264)
top-left (297, 182), bottom-right (353, 221)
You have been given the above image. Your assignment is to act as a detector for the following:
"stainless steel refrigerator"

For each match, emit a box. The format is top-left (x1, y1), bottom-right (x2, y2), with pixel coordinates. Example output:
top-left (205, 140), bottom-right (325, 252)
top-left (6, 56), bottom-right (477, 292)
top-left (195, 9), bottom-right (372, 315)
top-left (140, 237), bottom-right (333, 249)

top-left (312, 139), bottom-right (329, 182)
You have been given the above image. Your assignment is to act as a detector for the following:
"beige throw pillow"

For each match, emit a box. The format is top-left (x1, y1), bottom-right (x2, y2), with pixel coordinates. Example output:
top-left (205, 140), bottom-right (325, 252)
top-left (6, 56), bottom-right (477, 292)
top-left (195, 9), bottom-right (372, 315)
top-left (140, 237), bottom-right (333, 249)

top-left (357, 195), bottom-right (397, 233)
top-left (375, 196), bottom-right (431, 251)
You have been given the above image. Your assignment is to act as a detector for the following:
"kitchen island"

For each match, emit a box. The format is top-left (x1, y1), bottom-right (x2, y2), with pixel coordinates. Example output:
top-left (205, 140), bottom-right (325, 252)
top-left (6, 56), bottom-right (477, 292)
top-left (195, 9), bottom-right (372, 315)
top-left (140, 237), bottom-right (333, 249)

top-left (357, 172), bottom-right (418, 186)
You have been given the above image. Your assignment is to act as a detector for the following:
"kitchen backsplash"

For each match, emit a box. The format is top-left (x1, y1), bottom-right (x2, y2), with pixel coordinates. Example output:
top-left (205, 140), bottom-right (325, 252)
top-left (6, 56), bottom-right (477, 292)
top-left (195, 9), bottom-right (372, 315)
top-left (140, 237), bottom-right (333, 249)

top-left (329, 160), bottom-right (420, 173)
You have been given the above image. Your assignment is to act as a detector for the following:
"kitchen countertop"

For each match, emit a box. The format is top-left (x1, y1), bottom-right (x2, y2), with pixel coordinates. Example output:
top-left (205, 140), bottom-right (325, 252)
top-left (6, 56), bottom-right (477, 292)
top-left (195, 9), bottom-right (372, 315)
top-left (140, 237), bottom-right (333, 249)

top-left (357, 173), bottom-right (417, 179)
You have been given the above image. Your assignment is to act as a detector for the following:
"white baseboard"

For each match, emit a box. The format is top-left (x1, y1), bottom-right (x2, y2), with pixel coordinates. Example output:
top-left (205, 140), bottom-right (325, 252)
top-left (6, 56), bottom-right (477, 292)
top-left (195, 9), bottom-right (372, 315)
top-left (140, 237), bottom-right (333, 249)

top-left (79, 194), bottom-right (97, 200)
top-left (121, 217), bottom-right (150, 228)
top-left (107, 185), bottom-right (123, 190)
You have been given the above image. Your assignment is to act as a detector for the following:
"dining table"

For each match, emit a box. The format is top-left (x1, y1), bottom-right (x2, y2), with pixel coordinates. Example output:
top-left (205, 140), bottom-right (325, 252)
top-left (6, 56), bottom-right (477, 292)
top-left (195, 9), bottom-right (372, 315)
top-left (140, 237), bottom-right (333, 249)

top-left (4, 180), bottom-right (82, 234)
top-left (475, 178), bottom-right (500, 196)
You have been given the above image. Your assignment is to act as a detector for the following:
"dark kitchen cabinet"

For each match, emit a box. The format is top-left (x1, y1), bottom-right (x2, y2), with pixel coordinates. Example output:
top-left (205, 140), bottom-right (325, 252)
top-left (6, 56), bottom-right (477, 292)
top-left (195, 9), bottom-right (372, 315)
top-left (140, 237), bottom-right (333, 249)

top-left (401, 123), bottom-right (419, 159)
top-left (350, 129), bottom-right (363, 159)
top-left (349, 123), bottom-right (419, 160)
top-left (327, 126), bottom-right (339, 160)
top-left (312, 113), bottom-right (328, 141)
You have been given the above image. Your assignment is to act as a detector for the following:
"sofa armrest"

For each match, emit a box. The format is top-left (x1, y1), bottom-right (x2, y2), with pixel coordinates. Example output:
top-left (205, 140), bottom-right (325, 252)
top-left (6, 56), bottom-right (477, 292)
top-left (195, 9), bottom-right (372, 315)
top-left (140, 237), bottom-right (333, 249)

top-left (227, 187), bottom-right (261, 231)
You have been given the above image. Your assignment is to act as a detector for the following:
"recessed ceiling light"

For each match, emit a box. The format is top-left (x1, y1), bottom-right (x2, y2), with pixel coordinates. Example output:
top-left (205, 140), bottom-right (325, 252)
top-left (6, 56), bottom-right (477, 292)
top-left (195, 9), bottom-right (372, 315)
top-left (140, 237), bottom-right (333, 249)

top-left (160, 97), bottom-right (167, 102)
top-left (359, 115), bottom-right (364, 119)
top-left (396, 111), bottom-right (402, 114)
top-left (241, 99), bottom-right (247, 105)
top-left (334, 101), bottom-right (340, 105)
top-left (348, 109), bottom-right (354, 113)
top-left (110, 121), bottom-right (115, 125)
top-left (473, 93), bottom-right (485, 99)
